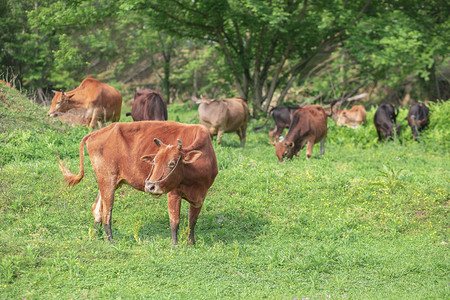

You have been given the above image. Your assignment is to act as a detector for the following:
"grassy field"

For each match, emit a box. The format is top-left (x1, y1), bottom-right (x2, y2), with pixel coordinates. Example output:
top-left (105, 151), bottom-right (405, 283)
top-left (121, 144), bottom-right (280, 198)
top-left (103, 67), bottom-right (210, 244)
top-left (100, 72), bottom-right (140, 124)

top-left (0, 86), bottom-right (448, 299)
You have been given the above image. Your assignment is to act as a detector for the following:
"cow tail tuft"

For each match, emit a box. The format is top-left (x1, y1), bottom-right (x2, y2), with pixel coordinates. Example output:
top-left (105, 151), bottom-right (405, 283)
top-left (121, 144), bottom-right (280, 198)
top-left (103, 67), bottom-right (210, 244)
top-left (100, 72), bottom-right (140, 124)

top-left (56, 134), bottom-right (89, 188)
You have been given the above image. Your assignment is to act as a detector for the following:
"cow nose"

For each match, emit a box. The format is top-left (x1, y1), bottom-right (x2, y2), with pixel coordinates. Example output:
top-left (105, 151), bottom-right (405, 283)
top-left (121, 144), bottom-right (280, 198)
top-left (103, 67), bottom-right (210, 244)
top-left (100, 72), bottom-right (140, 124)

top-left (145, 182), bottom-right (156, 193)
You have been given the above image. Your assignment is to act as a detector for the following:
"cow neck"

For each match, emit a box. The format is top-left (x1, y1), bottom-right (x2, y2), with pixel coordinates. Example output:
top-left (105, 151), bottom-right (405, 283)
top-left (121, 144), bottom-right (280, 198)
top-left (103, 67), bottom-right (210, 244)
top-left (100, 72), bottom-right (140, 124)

top-left (145, 155), bottom-right (182, 184)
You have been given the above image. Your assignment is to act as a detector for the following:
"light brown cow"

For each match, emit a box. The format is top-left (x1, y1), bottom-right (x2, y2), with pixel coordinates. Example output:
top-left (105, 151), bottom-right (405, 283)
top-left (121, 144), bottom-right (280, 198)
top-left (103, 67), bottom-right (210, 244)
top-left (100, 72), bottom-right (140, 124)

top-left (336, 105), bottom-right (367, 128)
top-left (47, 77), bottom-right (122, 128)
top-left (192, 96), bottom-right (248, 147)
top-left (57, 121), bottom-right (218, 245)
top-left (275, 105), bottom-right (327, 162)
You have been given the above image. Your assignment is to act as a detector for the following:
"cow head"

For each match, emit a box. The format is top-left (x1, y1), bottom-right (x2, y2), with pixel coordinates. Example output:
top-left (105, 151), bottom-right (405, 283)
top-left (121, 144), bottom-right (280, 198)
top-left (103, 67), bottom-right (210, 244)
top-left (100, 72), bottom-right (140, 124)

top-left (47, 91), bottom-right (75, 116)
top-left (275, 141), bottom-right (294, 162)
top-left (141, 138), bottom-right (202, 197)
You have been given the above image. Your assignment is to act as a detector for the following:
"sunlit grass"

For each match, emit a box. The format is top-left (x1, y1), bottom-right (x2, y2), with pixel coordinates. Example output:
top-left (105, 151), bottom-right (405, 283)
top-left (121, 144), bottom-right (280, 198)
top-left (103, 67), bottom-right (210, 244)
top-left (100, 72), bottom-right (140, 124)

top-left (0, 90), bottom-right (448, 298)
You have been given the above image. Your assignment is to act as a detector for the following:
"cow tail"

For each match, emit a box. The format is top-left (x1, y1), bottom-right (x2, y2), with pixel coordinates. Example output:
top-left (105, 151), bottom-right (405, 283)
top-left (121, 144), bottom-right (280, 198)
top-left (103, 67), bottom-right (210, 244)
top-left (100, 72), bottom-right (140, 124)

top-left (57, 134), bottom-right (90, 187)
top-left (253, 108), bottom-right (274, 131)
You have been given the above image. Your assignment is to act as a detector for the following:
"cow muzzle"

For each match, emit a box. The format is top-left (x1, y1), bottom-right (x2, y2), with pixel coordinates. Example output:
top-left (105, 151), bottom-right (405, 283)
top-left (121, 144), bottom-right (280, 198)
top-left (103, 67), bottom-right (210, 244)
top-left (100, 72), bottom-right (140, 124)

top-left (145, 182), bottom-right (163, 197)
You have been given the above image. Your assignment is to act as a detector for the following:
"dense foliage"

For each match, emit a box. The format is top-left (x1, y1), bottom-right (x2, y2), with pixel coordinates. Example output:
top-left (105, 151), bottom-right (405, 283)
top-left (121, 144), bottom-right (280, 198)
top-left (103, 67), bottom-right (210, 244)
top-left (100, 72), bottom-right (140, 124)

top-left (0, 86), bottom-right (448, 298)
top-left (1, 0), bottom-right (449, 113)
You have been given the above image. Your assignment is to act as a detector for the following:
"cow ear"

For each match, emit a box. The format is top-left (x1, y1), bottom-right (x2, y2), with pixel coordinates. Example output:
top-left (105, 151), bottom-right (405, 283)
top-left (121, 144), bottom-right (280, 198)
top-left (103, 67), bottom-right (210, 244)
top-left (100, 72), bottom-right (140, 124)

top-left (183, 150), bottom-right (202, 164)
top-left (140, 155), bottom-right (155, 165)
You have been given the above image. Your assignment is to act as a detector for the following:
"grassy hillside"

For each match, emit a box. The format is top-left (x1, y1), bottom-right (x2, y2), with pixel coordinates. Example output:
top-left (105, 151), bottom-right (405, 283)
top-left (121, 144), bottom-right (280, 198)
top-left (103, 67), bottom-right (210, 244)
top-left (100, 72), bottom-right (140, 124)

top-left (0, 88), bottom-right (448, 299)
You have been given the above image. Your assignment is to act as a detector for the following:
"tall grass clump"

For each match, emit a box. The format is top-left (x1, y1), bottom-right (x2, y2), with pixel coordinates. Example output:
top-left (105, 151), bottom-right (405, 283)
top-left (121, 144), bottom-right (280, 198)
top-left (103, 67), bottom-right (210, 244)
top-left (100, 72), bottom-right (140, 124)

top-left (0, 91), bottom-right (448, 299)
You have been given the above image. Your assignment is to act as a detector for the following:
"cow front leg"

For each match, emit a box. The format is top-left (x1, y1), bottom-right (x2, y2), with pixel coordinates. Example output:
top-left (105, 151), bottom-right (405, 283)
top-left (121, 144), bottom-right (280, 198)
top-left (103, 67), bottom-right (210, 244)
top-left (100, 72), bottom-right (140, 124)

top-left (188, 204), bottom-right (203, 245)
top-left (88, 108), bottom-right (100, 129)
top-left (167, 192), bottom-right (182, 245)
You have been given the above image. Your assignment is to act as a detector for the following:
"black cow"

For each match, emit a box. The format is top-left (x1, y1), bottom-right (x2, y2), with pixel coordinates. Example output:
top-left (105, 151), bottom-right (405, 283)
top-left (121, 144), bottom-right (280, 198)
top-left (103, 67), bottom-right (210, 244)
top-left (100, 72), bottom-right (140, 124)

top-left (406, 102), bottom-right (429, 140)
top-left (254, 105), bottom-right (300, 145)
top-left (374, 103), bottom-right (400, 141)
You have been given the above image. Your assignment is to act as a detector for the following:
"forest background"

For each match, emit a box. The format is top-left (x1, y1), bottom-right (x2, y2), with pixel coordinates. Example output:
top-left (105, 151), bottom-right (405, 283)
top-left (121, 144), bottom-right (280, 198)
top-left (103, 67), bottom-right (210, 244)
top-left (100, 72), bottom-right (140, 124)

top-left (1, 0), bottom-right (449, 115)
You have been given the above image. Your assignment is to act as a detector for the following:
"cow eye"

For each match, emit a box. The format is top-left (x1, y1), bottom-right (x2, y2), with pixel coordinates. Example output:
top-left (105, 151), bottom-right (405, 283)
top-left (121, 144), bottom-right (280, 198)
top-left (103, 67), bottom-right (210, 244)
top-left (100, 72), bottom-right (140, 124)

top-left (168, 161), bottom-right (175, 168)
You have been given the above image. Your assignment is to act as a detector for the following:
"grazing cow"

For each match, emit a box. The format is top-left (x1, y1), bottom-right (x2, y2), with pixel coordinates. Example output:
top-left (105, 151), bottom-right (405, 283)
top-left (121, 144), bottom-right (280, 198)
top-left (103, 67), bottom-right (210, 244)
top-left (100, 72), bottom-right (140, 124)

top-left (336, 105), bottom-right (367, 128)
top-left (192, 96), bottom-right (248, 147)
top-left (253, 105), bottom-right (300, 145)
top-left (374, 103), bottom-right (399, 141)
top-left (47, 77), bottom-right (122, 128)
top-left (275, 105), bottom-right (327, 162)
top-left (406, 102), bottom-right (429, 140)
top-left (130, 89), bottom-right (168, 121)
top-left (57, 121), bottom-right (218, 245)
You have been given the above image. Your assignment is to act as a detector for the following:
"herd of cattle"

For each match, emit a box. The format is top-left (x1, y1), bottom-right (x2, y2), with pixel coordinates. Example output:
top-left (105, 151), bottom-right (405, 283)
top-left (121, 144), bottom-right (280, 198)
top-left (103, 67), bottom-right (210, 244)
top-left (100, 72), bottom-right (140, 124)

top-left (39, 76), bottom-right (430, 244)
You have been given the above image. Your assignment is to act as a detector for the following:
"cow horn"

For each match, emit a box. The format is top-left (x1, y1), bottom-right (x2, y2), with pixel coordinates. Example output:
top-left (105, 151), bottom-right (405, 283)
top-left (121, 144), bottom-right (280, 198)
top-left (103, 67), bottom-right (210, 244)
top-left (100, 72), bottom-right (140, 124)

top-left (177, 139), bottom-right (182, 150)
top-left (154, 138), bottom-right (163, 147)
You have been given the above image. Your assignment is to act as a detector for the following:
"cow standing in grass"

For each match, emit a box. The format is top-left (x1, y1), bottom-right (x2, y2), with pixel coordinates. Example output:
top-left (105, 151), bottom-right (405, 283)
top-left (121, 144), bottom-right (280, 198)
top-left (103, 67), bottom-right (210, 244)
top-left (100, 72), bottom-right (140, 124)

top-left (57, 121), bottom-right (218, 245)
top-left (275, 105), bottom-right (327, 162)
top-left (192, 96), bottom-right (248, 147)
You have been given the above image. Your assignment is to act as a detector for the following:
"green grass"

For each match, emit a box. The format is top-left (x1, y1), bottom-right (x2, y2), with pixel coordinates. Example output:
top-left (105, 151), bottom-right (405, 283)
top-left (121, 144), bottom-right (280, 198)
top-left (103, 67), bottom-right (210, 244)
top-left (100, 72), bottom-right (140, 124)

top-left (0, 87), bottom-right (449, 299)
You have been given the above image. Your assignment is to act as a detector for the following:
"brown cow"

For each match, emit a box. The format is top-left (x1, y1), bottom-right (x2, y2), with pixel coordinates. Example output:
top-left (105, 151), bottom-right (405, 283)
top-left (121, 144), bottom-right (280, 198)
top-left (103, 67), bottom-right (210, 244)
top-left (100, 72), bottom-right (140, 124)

top-left (192, 96), bottom-right (248, 147)
top-left (275, 105), bottom-right (327, 162)
top-left (57, 121), bottom-right (218, 245)
top-left (47, 77), bottom-right (122, 128)
top-left (130, 89), bottom-right (168, 121)
top-left (336, 105), bottom-right (367, 128)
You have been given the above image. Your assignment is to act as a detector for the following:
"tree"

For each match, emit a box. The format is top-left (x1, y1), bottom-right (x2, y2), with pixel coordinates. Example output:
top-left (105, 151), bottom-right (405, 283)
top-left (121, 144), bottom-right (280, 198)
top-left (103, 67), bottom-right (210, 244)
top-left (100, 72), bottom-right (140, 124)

top-left (122, 0), bottom-right (373, 115)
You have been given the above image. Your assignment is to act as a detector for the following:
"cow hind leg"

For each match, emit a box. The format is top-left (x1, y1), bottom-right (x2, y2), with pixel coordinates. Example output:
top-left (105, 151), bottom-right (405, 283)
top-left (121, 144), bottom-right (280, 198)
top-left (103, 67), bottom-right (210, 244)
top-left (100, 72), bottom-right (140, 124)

top-left (237, 127), bottom-right (246, 147)
top-left (167, 192), bottom-right (182, 245)
top-left (216, 130), bottom-right (225, 145)
top-left (306, 140), bottom-right (315, 159)
top-left (320, 138), bottom-right (325, 156)
top-left (268, 127), bottom-right (277, 145)
top-left (91, 192), bottom-right (103, 238)
top-left (97, 182), bottom-right (116, 241)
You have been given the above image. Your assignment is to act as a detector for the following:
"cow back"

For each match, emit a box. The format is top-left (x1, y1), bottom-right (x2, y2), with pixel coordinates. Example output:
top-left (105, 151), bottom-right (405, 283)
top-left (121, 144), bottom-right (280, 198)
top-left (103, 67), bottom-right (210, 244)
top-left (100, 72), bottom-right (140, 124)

top-left (131, 89), bottom-right (168, 121)
top-left (85, 121), bottom-right (217, 191)
top-left (287, 105), bottom-right (327, 143)
top-left (198, 97), bottom-right (248, 133)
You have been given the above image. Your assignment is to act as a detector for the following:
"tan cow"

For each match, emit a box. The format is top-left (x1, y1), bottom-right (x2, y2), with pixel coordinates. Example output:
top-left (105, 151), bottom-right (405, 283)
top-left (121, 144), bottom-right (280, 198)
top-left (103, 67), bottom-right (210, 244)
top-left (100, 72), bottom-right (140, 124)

top-left (192, 96), bottom-right (248, 147)
top-left (335, 105), bottom-right (367, 129)
top-left (57, 121), bottom-right (218, 245)
top-left (47, 77), bottom-right (122, 128)
top-left (275, 105), bottom-right (327, 162)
